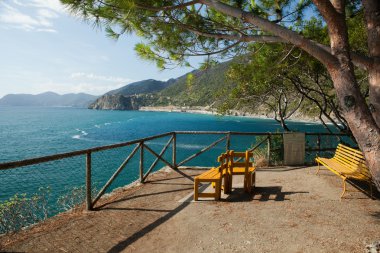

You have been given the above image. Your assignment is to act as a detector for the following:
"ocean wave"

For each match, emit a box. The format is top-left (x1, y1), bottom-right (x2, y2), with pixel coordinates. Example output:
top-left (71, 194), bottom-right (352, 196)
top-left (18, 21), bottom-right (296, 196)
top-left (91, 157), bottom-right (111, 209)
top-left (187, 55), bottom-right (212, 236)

top-left (94, 124), bottom-right (101, 128)
top-left (177, 143), bottom-right (207, 150)
top-left (73, 128), bottom-right (88, 139)
top-left (104, 123), bottom-right (111, 126)
top-left (75, 128), bottom-right (88, 135)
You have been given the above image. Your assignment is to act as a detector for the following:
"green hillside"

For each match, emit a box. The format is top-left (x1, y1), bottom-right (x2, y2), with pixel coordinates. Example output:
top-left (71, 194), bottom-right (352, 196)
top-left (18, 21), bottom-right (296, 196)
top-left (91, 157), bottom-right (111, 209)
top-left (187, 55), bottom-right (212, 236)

top-left (153, 61), bottom-right (234, 107)
top-left (89, 60), bottom-right (236, 110)
top-left (107, 79), bottom-right (173, 96)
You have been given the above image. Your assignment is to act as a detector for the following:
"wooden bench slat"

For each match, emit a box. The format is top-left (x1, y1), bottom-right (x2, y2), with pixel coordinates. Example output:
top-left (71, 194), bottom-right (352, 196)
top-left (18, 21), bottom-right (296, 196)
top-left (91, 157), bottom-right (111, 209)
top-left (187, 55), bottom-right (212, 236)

top-left (317, 158), bottom-right (369, 180)
top-left (333, 155), bottom-right (362, 170)
top-left (335, 148), bottom-right (364, 161)
top-left (332, 155), bottom-right (368, 174)
top-left (231, 167), bottom-right (256, 174)
top-left (336, 148), bottom-right (364, 159)
top-left (335, 149), bottom-right (364, 161)
top-left (196, 168), bottom-right (221, 180)
top-left (334, 148), bottom-right (366, 165)
top-left (337, 144), bottom-right (364, 156)
top-left (232, 162), bottom-right (254, 167)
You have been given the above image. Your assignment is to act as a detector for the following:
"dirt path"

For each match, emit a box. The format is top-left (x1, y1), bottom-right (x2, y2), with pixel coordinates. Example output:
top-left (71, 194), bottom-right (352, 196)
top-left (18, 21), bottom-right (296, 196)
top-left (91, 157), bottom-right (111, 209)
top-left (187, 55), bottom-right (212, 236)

top-left (1, 166), bottom-right (379, 253)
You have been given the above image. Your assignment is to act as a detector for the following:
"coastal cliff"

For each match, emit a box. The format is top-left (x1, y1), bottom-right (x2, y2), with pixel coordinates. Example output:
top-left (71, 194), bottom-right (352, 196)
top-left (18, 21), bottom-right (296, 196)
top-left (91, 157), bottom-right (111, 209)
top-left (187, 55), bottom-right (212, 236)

top-left (88, 78), bottom-right (177, 110)
top-left (88, 94), bottom-right (145, 110)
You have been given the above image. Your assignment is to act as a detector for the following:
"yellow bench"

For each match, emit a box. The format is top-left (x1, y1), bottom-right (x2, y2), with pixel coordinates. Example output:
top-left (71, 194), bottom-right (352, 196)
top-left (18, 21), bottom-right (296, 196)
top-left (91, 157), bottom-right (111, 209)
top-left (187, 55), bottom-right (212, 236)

top-left (226, 150), bottom-right (256, 193)
top-left (193, 154), bottom-right (228, 201)
top-left (315, 143), bottom-right (373, 198)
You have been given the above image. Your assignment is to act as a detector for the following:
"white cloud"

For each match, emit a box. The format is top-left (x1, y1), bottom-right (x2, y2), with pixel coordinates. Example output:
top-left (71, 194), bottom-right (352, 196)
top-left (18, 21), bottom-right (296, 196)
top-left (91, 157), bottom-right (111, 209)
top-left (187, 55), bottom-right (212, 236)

top-left (0, 0), bottom-right (64, 32)
top-left (37, 9), bottom-right (59, 19)
top-left (36, 28), bottom-right (57, 33)
top-left (28, 0), bottom-right (66, 14)
top-left (70, 72), bottom-right (135, 83)
top-left (68, 82), bottom-right (128, 95)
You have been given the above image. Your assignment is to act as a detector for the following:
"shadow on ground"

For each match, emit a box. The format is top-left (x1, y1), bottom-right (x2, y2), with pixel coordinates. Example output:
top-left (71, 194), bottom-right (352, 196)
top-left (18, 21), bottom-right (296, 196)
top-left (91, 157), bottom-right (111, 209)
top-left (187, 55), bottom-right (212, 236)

top-left (224, 186), bottom-right (309, 202)
top-left (258, 166), bottom-right (308, 172)
top-left (105, 172), bottom-right (194, 253)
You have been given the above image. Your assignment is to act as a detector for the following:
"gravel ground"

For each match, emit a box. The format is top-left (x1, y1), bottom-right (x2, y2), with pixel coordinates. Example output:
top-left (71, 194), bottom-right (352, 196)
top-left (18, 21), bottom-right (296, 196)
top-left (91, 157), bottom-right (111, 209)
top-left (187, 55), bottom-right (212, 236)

top-left (0, 166), bottom-right (379, 253)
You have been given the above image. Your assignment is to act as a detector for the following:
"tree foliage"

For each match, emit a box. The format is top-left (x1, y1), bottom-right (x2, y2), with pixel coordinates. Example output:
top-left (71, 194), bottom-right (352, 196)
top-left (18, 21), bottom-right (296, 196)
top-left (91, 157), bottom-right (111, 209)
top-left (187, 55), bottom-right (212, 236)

top-left (224, 15), bottom-right (368, 133)
top-left (60, 0), bottom-right (380, 191)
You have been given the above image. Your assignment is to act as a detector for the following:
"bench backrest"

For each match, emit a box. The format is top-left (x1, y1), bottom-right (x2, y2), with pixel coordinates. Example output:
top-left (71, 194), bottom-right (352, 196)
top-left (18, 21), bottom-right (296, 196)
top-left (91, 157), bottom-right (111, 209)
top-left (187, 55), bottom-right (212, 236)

top-left (333, 144), bottom-right (371, 178)
top-left (217, 153), bottom-right (229, 173)
top-left (228, 150), bottom-right (254, 169)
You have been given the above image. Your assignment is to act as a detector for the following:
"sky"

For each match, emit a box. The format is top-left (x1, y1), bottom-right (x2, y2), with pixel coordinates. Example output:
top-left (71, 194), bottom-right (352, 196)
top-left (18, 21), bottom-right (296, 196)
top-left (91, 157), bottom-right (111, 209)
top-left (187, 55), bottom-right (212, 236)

top-left (0, 0), bottom-right (203, 97)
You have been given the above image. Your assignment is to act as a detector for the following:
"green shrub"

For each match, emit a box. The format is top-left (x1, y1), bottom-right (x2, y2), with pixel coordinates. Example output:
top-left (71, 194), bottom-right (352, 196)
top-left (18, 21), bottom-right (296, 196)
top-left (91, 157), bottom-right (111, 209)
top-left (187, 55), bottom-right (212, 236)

top-left (0, 187), bottom-right (50, 234)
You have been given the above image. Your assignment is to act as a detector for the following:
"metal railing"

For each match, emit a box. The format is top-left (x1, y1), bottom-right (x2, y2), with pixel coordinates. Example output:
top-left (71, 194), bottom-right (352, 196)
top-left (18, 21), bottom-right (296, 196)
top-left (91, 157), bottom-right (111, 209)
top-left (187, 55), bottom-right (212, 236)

top-left (0, 131), bottom-right (354, 215)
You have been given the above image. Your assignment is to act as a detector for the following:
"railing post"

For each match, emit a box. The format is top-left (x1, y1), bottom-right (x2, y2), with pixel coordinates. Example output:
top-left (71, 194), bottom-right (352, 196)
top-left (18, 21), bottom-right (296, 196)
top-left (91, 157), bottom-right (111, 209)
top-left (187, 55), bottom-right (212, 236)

top-left (140, 142), bottom-right (144, 183)
top-left (267, 134), bottom-right (272, 166)
top-left (86, 152), bottom-right (93, 211)
top-left (226, 132), bottom-right (231, 151)
top-left (317, 134), bottom-right (321, 157)
top-left (172, 132), bottom-right (177, 169)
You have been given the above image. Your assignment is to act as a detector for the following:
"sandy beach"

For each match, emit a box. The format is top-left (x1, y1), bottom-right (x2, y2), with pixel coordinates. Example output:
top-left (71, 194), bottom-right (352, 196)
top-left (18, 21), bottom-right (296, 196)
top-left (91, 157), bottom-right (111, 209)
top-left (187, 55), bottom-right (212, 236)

top-left (139, 106), bottom-right (320, 123)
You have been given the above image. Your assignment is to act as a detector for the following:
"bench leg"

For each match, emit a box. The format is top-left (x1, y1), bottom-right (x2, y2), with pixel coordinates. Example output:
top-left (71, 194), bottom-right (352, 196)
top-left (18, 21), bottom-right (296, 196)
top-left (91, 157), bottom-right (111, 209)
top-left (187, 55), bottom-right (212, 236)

top-left (315, 163), bottom-right (321, 175)
top-left (215, 181), bottom-right (221, 200)
top-left (340, 178), bottom-right (347, 199)
top-left (243, 172), bottom-right (248, 192)
top-left (223, 173), bottom-right (229, 194)
top-left (194, 178), bottom-right (199, 201)
top-left (369, 182), bottom-right (373, 199)
top-left (252, 172), bottom-right (256, 190)
top-left (244, 172), bottom-right (252, 193)
top-left (228, 173), bottom-right (233, 193)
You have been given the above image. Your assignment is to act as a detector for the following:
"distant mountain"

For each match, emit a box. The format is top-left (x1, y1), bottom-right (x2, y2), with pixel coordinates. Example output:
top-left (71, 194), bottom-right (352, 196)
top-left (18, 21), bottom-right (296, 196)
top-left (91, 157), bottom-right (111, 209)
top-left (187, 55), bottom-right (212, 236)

top-left (0, 92), bottom-right (98, 108)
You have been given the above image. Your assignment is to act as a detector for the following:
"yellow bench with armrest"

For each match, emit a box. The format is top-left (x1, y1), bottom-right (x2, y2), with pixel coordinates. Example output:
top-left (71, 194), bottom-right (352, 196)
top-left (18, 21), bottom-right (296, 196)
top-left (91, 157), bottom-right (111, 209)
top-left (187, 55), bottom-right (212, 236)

top-left (315, 143), bottom-right (373, 198)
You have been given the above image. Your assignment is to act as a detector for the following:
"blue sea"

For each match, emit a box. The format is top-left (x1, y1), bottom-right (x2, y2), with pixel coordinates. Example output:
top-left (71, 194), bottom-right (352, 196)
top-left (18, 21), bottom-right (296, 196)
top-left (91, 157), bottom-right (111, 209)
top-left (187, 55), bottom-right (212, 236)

top-left (0, 106), bottom-right (334, 225)
top-left (0, 106), bottom-right (326, 162)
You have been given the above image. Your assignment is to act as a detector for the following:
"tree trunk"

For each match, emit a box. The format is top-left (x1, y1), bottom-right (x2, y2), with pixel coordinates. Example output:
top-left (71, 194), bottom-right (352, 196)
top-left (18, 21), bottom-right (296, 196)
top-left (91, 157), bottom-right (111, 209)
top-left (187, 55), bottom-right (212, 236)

top-left (310, 0), bottom-right (380, 191)
top-left (363, 0), bottom-right (380, 128)
top-left (329, 66), bottom-right (380, 191)
top-left (367, 61), bottom-right (380, 128)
